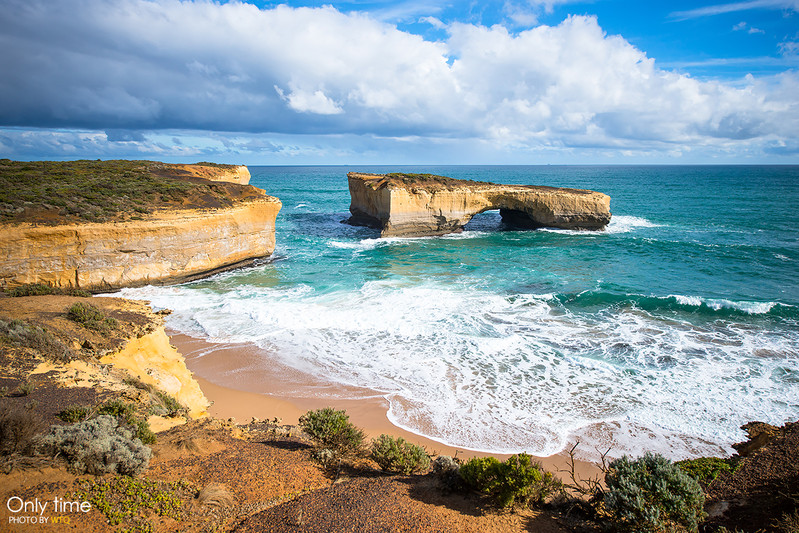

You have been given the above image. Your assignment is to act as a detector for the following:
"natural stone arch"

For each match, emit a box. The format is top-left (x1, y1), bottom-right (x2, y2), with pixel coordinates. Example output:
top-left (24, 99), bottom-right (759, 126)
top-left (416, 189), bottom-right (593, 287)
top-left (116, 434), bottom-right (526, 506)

top-left (346, 172), bottom-right (612, 237)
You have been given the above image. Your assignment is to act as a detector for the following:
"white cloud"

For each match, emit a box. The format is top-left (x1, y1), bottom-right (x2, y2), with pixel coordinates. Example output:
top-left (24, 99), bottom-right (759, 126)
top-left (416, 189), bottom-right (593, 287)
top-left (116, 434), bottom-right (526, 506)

top-left (275, 86), bottom-right (343, 115)
top-left (733, 21), bottom-right (766, 33)
top-left (0, 0), bottom-right (797, 161)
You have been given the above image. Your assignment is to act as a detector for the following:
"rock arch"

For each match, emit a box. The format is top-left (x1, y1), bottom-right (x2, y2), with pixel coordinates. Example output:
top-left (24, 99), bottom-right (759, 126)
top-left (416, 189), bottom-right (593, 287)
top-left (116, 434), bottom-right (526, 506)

top-left (347, 172), bottom-right (612, 237)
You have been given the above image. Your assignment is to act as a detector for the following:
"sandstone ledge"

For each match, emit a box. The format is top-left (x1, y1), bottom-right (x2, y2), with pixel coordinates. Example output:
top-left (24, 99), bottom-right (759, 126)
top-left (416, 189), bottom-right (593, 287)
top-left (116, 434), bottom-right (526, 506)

top-left (347, 172), bottom-right (612, 237)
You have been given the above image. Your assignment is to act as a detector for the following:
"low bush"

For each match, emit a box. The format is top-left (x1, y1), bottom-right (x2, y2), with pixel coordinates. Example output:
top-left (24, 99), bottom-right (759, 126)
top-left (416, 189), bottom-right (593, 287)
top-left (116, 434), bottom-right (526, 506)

top-left (676, 456), bottom-right (734, 485)
top-left (97, 399), bottom-right (156, 444)
top-left (151, 390), bottom-right (184, 417)
top-left (370, 434), bottom-right (430, 474)
top-left (7, 283), bottom-right (91, 297)
top-left (66, 302), bottom-right (118, 331)
top-left (57, 405), bottom-right (91, 423)
top-left (298, 407), bottom-right (365, 457)
top-left (460, 453), bottom-right (561, 508)
top-left (38, 415), bottom-right (152, 475)
top-left (0, 402), bottom-right (44, 455)
top-left (432, 455), bottom-right (464, 491)
top-left (604, 452), bottom-right (706, 533)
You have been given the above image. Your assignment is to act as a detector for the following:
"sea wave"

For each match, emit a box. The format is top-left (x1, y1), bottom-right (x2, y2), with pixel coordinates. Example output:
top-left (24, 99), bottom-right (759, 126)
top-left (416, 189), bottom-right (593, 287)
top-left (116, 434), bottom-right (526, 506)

top-left (539, 214), bottom-right (661, 235)
top-left (116, 281), bottom-right (799, 460)
top-left (555, 290), bottom-right (797, 319)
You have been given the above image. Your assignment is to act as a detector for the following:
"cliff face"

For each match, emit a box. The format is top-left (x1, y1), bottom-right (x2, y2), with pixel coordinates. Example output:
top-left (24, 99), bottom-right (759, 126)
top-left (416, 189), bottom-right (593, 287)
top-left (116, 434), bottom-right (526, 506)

top-left (347, 173), bottom-right (611, 237)
top-left (0, 198), bottom-right (280, 291)
top-left (173, 164), bottom-right (251, 185)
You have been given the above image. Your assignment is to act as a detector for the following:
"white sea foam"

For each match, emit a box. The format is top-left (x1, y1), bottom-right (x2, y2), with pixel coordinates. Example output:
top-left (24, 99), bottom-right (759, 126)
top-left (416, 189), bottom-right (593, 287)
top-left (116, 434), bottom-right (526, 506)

top-left (538, 215), bottom-right (660, 236)
top-left (668, 294), bottom-right (780, 315)
top-left (604, 215), bottom-right (662, 234)
top-left (118, 282), bottom-right (799, 460)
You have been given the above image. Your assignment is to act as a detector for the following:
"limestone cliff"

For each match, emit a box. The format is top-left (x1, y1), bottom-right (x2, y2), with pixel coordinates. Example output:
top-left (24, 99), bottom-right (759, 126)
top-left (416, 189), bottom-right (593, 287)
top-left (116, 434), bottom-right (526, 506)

top-left (173, 164), bottom-right (251, 185)
top-left (347, 172), bottom-right (611, 237)
top-left (0, 161), bottom-right (281, 292)
top-left (1, 199), bottom-right (280, 291)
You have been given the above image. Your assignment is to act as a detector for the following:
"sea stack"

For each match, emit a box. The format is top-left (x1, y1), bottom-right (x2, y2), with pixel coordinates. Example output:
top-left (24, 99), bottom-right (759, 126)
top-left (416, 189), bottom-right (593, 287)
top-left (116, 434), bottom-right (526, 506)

top-left (347, 172), bottom-right (611, 237)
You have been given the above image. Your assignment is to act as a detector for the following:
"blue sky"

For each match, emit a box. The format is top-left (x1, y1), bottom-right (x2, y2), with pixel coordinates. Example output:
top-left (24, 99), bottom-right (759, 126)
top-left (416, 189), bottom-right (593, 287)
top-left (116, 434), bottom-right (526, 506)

top-left (1, 0), bottom-right (798, 164)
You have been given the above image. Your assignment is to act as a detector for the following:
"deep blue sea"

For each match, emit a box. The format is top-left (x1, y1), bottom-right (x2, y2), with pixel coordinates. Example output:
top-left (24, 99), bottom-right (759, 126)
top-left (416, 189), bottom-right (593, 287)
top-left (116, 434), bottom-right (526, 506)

top-left (119, 165), bottom-right (799, 460)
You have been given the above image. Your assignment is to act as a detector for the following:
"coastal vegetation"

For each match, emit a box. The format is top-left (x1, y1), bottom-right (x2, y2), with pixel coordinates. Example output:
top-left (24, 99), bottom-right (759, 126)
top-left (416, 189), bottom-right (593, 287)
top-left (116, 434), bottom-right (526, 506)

top-left (38, 414), bottom-right (152, 476)
top-left (0, 159), bottom-right (252, 225)
top-left (369, 434), bottom-right (430, 474)
top-left (66, 302), bottom-right (119, 332)
top-left (383, 172), bottom-right (494, 187)
top-left (604, 453), bottom-right (706, 532)
top-left (6, 283), bottom-right (91, 298)
top-left (459, 453), bottom-right (562, 509)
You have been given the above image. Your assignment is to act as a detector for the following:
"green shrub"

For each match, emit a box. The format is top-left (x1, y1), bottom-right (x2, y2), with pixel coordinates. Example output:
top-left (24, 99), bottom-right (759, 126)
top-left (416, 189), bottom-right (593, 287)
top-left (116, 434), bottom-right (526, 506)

top-left (151, 391), bottom-right (184, 417)
top-left (677, 457), bottom-right (733, 485)
top-left (97, 399), bottom-right (155, 444)
top-left (460, 453), bottom-right (561, 508)
top-left (604, 452), bottom-right (706, 533)
top-left (370, 434), bottom-right (431, 474)
top-left (97, 399), bottom-right (136, 420)
top-left (132, 419), bottom-right (157, 445)
top-left (38, 415), bottom-right (152, 475)
top-left (298, 407), bottom-right (365, 456)
top-left (7, 283), bottom-right (91, 297)
top-left (57, 405), bottom-right (91, 423)
top-left (66, 302), bottom-right (118, 331)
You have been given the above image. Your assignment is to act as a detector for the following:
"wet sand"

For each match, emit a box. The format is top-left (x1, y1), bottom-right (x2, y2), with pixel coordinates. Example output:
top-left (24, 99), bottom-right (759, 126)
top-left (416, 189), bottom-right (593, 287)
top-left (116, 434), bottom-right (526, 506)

top-left (171, 331), bottom-right (602, 478)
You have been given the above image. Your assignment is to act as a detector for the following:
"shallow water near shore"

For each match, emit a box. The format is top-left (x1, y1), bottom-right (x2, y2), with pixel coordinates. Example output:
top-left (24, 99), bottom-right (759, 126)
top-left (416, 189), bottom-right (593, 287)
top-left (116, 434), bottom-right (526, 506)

top-left (118, 165), bottom-right (799, 461)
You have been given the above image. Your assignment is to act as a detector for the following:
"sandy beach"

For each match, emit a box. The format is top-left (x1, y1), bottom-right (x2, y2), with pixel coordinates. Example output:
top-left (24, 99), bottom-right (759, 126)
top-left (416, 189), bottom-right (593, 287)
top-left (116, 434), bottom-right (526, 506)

top-left (170, 331), bottom-right (602, 478)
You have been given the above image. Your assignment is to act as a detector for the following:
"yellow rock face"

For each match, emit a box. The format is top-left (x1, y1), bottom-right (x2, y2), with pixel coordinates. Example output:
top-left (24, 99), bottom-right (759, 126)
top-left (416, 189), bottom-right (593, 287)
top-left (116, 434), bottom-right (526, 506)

top-left (100, 326), bottom-right (210, 419)
top-left (174, 164), bottom-right (251, 185)
top-left (347, 172), bottom-right (611, 237)
top-left (0, 197), bottom-right (281, 291)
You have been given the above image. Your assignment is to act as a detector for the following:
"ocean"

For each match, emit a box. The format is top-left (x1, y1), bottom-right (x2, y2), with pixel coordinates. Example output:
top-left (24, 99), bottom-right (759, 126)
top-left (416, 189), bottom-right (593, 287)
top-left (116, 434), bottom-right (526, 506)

top-left (118, 165), bottom-right (799, 461)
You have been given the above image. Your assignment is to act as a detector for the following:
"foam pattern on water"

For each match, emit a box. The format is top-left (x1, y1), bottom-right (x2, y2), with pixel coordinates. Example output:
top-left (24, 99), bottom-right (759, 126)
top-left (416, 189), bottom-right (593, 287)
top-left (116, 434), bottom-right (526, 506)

top-left (119, 281), bottom-right (799, 459)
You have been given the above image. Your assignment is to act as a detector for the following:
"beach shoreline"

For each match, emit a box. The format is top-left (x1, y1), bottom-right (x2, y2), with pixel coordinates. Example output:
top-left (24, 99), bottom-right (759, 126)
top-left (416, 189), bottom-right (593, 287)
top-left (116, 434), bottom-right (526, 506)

top-left (170, 330), bottom-right (603, 479)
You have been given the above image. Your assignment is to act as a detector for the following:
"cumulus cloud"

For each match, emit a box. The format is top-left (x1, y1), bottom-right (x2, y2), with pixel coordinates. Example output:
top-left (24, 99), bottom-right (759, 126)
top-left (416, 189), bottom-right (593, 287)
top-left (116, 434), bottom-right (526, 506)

top-left (0, 0), bottom-right (797, 160)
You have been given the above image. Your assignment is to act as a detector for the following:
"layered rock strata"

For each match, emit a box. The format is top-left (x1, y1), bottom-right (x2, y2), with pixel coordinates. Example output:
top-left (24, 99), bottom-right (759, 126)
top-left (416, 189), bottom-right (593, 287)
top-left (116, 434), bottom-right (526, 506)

top-left (347, 172), bottom-right (611, 237)
top-left (0, 199), bottom-right (280, 291)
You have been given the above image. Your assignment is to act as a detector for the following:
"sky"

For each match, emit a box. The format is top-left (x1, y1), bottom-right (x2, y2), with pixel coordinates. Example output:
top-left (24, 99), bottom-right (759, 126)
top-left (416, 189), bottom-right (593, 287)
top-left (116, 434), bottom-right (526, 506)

top-left (1, 0), bottom-right (798, 164)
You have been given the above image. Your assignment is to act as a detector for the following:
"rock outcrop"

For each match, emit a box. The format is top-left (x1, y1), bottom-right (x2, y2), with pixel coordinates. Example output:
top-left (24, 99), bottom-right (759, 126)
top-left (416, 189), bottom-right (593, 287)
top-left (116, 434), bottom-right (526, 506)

top-left (0, 163), bottom-right (281, 292)
top-left (347, 172), bottom-right (611, 237)
top-left (172, 164), bottom-right (251, 185)
top-left (0, 199), bottom-right (280, 291)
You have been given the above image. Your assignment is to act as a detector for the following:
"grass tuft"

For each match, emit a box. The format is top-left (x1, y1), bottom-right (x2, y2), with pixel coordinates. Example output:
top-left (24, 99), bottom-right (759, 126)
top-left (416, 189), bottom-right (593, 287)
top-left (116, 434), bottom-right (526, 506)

top-left (66, 302), bottom-right (118, 331)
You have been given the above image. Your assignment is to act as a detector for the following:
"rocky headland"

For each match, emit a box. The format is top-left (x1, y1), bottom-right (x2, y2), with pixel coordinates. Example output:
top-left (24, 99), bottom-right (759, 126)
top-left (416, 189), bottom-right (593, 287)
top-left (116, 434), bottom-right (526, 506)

top-left (347, 172), bottom-right (612, 237)
top-left (0, 160), bottom-right (281, 292)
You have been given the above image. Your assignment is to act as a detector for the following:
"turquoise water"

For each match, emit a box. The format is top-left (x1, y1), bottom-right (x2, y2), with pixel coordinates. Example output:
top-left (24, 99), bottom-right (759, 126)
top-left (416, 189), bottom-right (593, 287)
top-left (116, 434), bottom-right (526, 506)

top-left (120, 165), bottom-right (799, 460)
